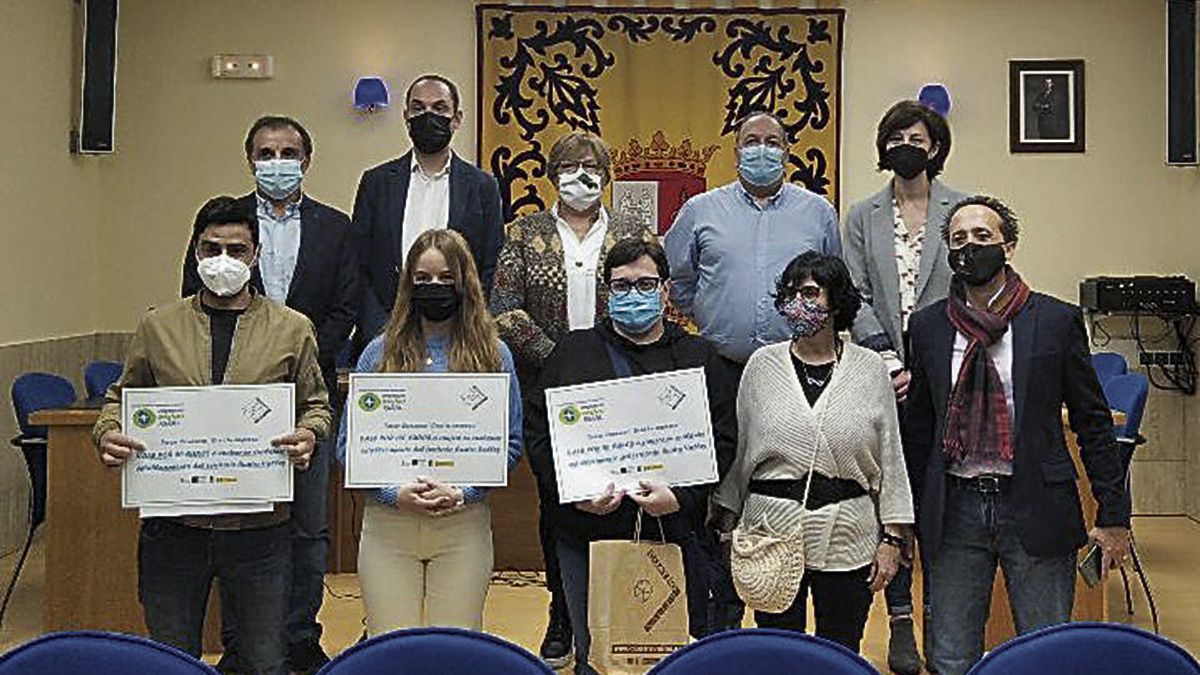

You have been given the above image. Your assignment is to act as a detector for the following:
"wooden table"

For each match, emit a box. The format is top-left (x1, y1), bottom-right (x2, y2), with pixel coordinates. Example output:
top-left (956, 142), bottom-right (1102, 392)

top-left (30, 408), bottom-right (221, 650)
top-left (977, 410), bottom-right (1122, 647)
top-left (327, 453), bottom-right (543, 573)
top-left (34, 402), bottom-right (545, 650)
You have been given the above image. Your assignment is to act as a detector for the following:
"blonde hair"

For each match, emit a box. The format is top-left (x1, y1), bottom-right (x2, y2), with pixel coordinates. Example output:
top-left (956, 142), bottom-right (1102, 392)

top-left (379, 229), bottom-right (502, 374)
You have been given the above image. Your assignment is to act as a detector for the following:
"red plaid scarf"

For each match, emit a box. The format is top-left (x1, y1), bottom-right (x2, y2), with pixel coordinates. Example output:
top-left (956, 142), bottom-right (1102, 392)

top-left (943, 269), bottom-right (1031, 463)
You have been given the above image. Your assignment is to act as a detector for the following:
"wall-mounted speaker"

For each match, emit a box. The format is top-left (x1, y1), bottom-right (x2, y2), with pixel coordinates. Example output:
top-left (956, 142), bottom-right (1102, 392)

top-left (1167, 0), bottom-right (1196, 165)
top-left (77, 0), bottom-right (118, 154)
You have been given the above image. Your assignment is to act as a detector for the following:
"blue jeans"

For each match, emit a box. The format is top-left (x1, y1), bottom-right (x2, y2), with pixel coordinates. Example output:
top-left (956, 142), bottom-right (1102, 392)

top-left (556, 535), bottom-right (600, 675)
top-left (928, 483), bottom-right (1075, 675)
top-left (884, 546), bottom-right (934, 618)
top-left (218, 429), bottom-right (332, 653)
top-left (138, 519), bottom-right (291, 675)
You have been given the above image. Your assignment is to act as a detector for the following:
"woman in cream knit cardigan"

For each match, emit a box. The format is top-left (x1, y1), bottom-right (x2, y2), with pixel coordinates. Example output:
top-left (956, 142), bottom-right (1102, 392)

top-left (715, 252), bottom-right (914, 653)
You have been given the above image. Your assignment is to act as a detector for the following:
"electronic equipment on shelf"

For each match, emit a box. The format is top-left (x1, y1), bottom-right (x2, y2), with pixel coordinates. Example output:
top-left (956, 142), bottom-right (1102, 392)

top-left (1079, 276), bottom-right (1195, 314)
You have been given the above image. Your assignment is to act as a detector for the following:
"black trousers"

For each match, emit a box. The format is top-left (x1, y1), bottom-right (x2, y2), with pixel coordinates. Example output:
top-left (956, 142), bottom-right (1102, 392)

top-left (535, 475), bottom-right (569, 621)
top-left (753, 565), bottom-right (874, 653)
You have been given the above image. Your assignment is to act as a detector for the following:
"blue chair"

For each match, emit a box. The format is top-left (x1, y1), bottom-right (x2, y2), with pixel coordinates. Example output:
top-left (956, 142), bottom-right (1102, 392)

top-left (10, 373), bottom-right (76, 528)
top-left (1102, 372), bottom-right (1149, 448)
top-left (647, 629), bottom-right (877, 675)
top-left (1091, 351), bottom-right (1128, 384)
top-left (1100, 371), bottom-right (1157, 626)
top-left (84, 360), bottom-right (123, 399)
top-left (966, 622), bottom-right (1199, 674)
top-left (0, 631), bottom-right (219, 674)
top-left (316, 627), bottom-right (554, 674)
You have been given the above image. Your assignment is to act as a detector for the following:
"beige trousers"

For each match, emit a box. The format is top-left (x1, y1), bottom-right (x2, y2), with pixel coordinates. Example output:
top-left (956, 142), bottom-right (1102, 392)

top-left (357, 501), bottom-right (494, 635)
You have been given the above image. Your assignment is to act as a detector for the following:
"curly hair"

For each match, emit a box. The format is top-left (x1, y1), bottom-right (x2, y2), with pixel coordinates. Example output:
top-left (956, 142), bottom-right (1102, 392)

top-left (941, 195), bottom-right (1021, 244)
top-left (773, 252), bottom-right (863, 332)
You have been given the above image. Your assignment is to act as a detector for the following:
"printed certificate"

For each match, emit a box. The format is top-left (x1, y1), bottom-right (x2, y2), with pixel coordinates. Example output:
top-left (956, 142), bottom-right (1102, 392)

top-left (121, 384), bottom-right (295, 508)
top-left (345, 373), bottom-right (510, 488)
top-left (545, 367), bottom-right (717, 503)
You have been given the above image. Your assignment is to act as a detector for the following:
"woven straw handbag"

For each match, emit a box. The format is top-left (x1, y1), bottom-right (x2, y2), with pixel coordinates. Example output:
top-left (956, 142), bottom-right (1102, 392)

top-left (729, 446), bottom-right (819, 614)
top-left (729, 516), bottom-right (805, 613)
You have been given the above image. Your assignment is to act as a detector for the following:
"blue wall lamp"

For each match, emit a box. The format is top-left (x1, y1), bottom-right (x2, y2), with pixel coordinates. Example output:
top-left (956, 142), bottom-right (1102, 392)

top-left (918, 83), bottom-right (951, 117)
top-left (353, 76), bottom-right (389, 113)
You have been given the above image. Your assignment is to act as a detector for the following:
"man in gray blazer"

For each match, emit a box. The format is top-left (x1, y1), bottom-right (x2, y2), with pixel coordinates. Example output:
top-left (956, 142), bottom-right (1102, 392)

top-left (842, 100), bottom-right (967, 675)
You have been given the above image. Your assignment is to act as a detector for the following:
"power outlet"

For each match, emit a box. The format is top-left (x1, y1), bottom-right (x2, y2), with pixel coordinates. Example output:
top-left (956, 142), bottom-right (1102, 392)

top-left (211, 54), bottom-right (274, 79)
top-left (1139, 351), bottom-right (1186, 366)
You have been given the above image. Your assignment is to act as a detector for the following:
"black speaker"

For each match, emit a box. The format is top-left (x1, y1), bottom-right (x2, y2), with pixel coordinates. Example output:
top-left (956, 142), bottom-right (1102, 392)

top-left (1167, 0), bottom-right (1197, 165)
top-left (78, 0), bottom-right (118, 154)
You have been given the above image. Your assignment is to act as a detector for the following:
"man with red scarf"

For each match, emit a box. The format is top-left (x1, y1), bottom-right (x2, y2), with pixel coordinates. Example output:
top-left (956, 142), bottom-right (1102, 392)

top-left (903, 195), bottom-right (1130, 675)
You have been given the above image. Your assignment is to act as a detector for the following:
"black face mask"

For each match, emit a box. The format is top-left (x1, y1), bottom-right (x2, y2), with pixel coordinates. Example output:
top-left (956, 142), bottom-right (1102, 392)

top-left (407, 111), bottom-right (453, 154)
top-left (883, 144), bottom-right (930, 180)
top-left (948, 242), bottom-right (1008, 286)
top-left (411, 282), bottom-right (460, 322)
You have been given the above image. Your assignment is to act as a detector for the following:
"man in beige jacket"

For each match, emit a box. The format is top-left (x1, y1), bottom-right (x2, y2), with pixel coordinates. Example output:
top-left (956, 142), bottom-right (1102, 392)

top-left (93, 195), bottom-right (332, 675)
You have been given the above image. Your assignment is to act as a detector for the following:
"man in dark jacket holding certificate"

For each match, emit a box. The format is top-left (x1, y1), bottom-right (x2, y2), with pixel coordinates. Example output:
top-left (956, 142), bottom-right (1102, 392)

top-left (525, 239), bottom-right (738, 674)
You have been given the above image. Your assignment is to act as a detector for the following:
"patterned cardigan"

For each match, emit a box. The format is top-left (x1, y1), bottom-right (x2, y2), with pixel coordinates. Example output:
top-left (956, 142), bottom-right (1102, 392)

top-left (490, 208), bottom-right (655, 378)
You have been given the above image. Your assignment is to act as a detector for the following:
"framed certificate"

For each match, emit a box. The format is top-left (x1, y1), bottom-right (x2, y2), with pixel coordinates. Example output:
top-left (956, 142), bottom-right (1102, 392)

top-left (545, 367), bottom-right (718, 503)
top-left (121, 384), bottom-right (295, 508)
top-left (345, 373), bottom-right (511, 488)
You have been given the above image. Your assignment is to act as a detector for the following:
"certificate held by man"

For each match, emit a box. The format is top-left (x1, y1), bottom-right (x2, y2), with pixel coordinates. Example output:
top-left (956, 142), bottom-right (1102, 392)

top-left (121, 384), bottom-right (296, 508)
top-left (345, 373), bottom-right (511, 488)
top-left (546, 367), bottom-right (717, 504)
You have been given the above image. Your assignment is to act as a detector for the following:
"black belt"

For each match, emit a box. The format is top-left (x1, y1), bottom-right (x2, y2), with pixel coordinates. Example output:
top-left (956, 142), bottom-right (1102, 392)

top-left (947, 474), bottom-right (1012, 494)
top-left (749, 474), bottom-right (868, 511)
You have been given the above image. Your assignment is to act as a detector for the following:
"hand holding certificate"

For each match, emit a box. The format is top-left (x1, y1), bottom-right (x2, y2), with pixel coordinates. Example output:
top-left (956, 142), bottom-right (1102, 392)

top-left (118, 384), bottom-right (297, 516)
top-left (345, 373), bottom-right (510, 488)
top-left (546, 367), bottom-right (718, 504)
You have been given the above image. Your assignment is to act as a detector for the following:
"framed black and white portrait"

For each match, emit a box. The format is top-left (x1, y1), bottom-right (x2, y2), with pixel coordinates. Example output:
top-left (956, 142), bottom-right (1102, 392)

top-left (1009, 59), bottom-right (1085, 153)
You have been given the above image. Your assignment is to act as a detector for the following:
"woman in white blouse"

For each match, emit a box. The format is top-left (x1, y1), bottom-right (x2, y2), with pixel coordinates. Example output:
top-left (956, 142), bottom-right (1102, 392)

top-left (715, 251), bottom-right (914, 654)
top-left (489, 131), bottom-right (653, 668)
top-left (840, 99), bottom-right (967, 674)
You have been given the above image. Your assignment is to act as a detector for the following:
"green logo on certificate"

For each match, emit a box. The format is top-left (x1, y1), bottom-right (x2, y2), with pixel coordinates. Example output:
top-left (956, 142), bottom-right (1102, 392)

top-left (558, 405), bottom-right (581, 425)
top-left (132, 408), bottom-right (157, 429)
top-left (358, 393), bottom-right (382, 413)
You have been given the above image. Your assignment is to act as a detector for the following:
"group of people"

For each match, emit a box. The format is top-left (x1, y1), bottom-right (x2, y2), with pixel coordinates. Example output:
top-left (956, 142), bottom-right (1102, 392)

top-left (90, 72), bottom-right (1133, 675)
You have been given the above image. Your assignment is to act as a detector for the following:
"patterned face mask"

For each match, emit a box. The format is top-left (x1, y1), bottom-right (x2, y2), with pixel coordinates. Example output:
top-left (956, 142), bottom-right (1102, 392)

top-left (779, 294), bottom-right (831, 339)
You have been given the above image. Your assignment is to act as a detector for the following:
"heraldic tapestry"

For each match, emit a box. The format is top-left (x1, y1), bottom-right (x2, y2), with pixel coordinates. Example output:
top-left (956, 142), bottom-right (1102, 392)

top-left (477, 4), bottom-right (845, 234)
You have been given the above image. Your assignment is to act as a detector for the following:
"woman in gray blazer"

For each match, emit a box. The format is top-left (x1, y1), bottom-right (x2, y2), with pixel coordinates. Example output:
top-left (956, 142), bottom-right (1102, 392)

top-left (841, 99), bottom-right (967, 675)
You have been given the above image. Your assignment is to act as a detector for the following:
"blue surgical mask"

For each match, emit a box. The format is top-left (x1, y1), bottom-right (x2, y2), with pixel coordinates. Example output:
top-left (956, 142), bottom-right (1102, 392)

top-left (608, 291), bottom-right (662, 335)
top-left (737, 144), bottom-right (785, 187)
top-left (254, 159), bottom-right (304, 200)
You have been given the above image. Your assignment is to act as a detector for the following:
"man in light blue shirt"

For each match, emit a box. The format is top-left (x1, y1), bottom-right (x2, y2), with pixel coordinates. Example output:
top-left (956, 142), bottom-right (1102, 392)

top-left (665, 111), bottom-right (841, 365)
top-left (179, 115), bottom-right (359, 675)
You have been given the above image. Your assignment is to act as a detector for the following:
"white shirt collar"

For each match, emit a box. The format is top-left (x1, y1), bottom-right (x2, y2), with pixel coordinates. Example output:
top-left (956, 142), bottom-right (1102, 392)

top-left (551, 202), bottom-right (609, 239)
top-left (411, 151), bottom-right (453, 180)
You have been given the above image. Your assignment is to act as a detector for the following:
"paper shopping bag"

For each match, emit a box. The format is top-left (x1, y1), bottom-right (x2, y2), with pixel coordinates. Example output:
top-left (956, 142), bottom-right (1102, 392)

top-left (588, 538), bottom-right (690, 674)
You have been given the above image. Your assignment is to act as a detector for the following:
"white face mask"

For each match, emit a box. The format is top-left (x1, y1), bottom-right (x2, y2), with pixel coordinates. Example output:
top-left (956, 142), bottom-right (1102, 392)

top-left (557, 168), bottom-right (603, 212)
top-left (197, 254), bottom-right (252, 297)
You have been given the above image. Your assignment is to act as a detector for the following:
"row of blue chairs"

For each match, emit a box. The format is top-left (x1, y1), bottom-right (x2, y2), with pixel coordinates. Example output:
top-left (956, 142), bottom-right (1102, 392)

top-left (9, 362), bottom-right (123, 529)
top-left (0, 624), bottom-right (1194, 674)
top-left (1090, 351), bottom-right (1149, 447)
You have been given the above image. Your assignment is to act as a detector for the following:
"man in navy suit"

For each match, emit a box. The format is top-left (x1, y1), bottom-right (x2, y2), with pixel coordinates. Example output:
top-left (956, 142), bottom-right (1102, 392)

top-left (180, 115), bottom-right (358, 674)
top-left (351, 74), bottom-right (504, 346)
top-left (903, 195), bottom-right (1131, 675)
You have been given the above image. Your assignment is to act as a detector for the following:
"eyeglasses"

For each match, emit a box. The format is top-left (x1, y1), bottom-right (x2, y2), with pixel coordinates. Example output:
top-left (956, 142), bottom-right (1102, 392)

top-left (558, 160), bottom-right (602, 173)
top-left (608, 277), bottom-right (662, 296)
top-left (786, 285), bottom-right (823, 301)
